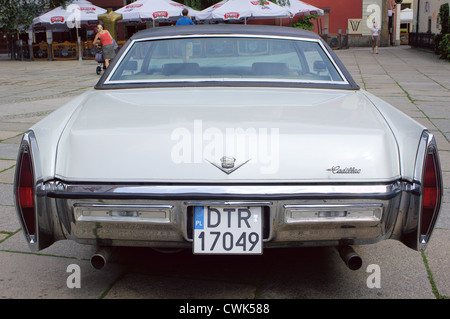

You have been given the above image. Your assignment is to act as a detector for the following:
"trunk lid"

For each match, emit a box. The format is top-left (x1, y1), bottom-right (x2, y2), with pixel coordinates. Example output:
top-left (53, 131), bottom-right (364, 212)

top-left (55, 87), bottom-right (400, 182)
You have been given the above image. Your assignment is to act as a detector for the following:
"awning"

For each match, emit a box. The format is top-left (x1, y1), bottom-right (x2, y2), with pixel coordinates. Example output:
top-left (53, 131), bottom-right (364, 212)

top-left (400, 8), bottom-right (413, 23)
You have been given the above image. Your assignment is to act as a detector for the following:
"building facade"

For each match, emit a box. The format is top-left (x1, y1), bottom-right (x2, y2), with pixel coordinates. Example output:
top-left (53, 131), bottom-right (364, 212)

top-left (414, 0), bottom-right (450, 34)
top-left (306, 0), bottom-right (397, 46)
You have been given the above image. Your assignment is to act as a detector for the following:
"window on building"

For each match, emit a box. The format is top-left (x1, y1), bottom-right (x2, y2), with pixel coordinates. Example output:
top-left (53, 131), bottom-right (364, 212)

top-left (401, 3), bottom-right (411, 10)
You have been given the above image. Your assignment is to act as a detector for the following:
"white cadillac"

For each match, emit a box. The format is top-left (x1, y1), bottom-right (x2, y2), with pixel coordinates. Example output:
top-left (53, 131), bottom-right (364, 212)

top-left (14, 25), bottom-right (442, 270)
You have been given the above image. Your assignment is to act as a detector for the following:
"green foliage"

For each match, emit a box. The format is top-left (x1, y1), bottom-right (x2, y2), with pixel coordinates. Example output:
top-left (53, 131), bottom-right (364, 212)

top-left (48, 0), bottom-right (71, 9)
top-left (181, 0), bottom-right (220, 10)
top-left (438, 33), bottom-right (450, 60)
top-left (275, 0), bottom-right (291, 6)
top-left (0, 0), bottom-right (41, 35)
top-left (438, 3), bottom-right (449, 35)
top-left (182, 0), bottom-right (202, 10)
top-left (293, 13), bottom-right (319, 31)
top-left (0, 0), bottom-right (70, 36)
top-left (435, 3), bottom-right (450, 60)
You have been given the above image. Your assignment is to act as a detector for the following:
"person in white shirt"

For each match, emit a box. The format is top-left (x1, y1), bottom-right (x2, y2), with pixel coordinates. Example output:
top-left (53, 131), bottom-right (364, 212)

top-left (371, 23), bottom-right (380, 54)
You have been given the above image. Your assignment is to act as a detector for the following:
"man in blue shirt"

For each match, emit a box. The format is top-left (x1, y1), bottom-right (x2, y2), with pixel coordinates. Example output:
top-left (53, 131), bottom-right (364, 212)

top-left (176, 8), bottom-right (194, 25)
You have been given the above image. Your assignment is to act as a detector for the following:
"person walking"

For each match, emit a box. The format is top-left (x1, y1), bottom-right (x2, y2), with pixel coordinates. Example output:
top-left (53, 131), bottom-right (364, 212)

top-left (93, 24), bottom-right (116, 68)
top-left (371, 23), bottom-right (380, 54)
top-left (176, 8), bottom-right (194, 25)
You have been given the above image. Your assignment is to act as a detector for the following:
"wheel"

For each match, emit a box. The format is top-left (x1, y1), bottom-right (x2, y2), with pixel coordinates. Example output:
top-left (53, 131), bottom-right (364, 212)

top-left (96, 66), bottom-right (101, 75)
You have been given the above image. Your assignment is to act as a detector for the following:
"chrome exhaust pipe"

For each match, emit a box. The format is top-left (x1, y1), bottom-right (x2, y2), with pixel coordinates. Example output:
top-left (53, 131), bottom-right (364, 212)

top-left (91, 247), bottom-right (112, 270)
top-left (337, 245), bottom-right (362, 270)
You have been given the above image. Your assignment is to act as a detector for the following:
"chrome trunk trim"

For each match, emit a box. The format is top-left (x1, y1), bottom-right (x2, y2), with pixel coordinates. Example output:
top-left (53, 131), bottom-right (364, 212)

top-left (46, 181), bottom-right (403, 200)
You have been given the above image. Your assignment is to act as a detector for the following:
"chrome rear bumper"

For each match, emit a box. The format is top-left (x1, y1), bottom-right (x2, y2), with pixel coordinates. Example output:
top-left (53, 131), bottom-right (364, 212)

top-left (26, 180), bottom-right (422, 251)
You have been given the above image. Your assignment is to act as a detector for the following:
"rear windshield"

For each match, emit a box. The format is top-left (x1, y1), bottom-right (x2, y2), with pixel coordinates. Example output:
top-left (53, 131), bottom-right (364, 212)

top-left (107, 36), bottom-right (345, 84)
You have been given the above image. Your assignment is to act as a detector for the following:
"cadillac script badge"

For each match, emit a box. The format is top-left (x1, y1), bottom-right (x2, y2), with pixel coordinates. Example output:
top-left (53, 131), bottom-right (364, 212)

top-left (327, 166), bottom-right (362, 174)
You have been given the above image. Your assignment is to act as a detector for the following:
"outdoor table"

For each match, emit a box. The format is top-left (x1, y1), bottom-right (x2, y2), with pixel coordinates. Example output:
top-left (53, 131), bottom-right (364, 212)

top-left (32, 42), bottom-right (50, 60)
top-left (82, 41), bottom-right (96, 60)
top-left (52, 41), bottom-right (78, 60)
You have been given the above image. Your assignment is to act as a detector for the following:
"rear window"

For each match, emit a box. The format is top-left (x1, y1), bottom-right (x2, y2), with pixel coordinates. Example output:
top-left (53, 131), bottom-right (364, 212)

top-left (107, 36), bottom-right (345, 84)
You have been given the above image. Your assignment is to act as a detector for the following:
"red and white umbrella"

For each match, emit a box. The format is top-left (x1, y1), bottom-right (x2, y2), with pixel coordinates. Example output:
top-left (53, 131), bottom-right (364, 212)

top-left (284, 0), bottom-right (324, 16)
top-left (198, 0), bottom-right (290, 22)
top-left (33, 0), bottom-right (106, 26)
top-left (32, 0), bottom-right (106, 61)
top-left (115, 0), bottom-right (197, 23)
top-left (196, 0), bottom-right (228, 20)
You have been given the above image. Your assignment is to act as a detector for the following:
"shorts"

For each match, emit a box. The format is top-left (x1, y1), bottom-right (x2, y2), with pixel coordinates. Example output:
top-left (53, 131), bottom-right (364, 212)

top-left (102, 44), bottom-right (116, 60)
top-left (372, 36), bottom-right (380, 46)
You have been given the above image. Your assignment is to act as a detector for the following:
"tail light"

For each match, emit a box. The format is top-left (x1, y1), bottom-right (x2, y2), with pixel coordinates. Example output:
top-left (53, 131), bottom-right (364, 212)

top-left (15, 139), bottom-right (36, 243)
top-left (419, 136), bottom-right (442, 249)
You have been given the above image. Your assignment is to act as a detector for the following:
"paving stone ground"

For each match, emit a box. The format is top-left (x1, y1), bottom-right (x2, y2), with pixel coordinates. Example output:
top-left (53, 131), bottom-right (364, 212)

top-left (0, 45), bottom-right (448, 301)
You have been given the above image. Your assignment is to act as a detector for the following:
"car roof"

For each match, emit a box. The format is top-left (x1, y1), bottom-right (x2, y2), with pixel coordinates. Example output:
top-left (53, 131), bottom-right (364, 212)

top-left (130, 24), bottom-right (321, 41)
top-left (96, 24), bottom-right (359, 91)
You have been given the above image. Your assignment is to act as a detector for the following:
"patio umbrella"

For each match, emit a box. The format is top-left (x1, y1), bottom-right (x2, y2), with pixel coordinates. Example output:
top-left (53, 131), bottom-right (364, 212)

top-left (196, 0), bottom-right (228, 20)
top-left (115, 0), bottom-right (197, 25)
top-left (284, 0), bottom-right (324, 16)
top-left (33, 0), bottom-right (106, 60)
top-left (33, 0), bottom-right (106, 25)
top-left (198, 0), bottom-right (290, 23)
top-left (400, 8), bottom-right (413, 23)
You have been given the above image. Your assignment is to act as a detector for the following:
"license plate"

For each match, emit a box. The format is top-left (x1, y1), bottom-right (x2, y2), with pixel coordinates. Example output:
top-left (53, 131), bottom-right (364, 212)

top-left (193, 206), bottom-right (263, 254)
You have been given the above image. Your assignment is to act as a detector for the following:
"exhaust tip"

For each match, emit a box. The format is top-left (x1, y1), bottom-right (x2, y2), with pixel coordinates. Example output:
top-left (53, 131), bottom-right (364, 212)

top-left (337, 245), bottom-right (362, 271)
top-left (346, 254), bottom-right (363, 271)
top-left (91, 254), bottom-right (107, 270)
top-left (90, 247), bottom-right (112, 270)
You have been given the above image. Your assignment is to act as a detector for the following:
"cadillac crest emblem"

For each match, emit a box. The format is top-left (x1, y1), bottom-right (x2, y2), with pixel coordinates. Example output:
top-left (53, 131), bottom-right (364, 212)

top-left (206, 156), bottom-right (250, 175)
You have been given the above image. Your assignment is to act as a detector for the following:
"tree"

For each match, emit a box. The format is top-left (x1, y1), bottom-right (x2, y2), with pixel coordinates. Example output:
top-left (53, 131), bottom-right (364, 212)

top-left (0, 0), bottom-right (42, 59)
top-left (0, 1), bottom-right (42, 35)
top-left (182, 0), bottom-right (222, 10)
top-left (293, 13), bottom-right (319, 31)
top-left (0, 0), bottom-right (70, 36)
top-left (0, 0), bottom-right (69, 59)
top-left (437, 3), bottom-right (449, 60)
top-left (438, 3), bottom-right (449, 35)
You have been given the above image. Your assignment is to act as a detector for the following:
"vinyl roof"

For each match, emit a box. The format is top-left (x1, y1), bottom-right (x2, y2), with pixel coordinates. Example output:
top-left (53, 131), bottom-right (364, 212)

top-left (130, 24), bottom-right (321, 40)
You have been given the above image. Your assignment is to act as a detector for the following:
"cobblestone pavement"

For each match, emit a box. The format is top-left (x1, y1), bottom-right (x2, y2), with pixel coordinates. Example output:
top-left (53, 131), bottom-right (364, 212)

top-left (0, 45), bottom-right (448, 300)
